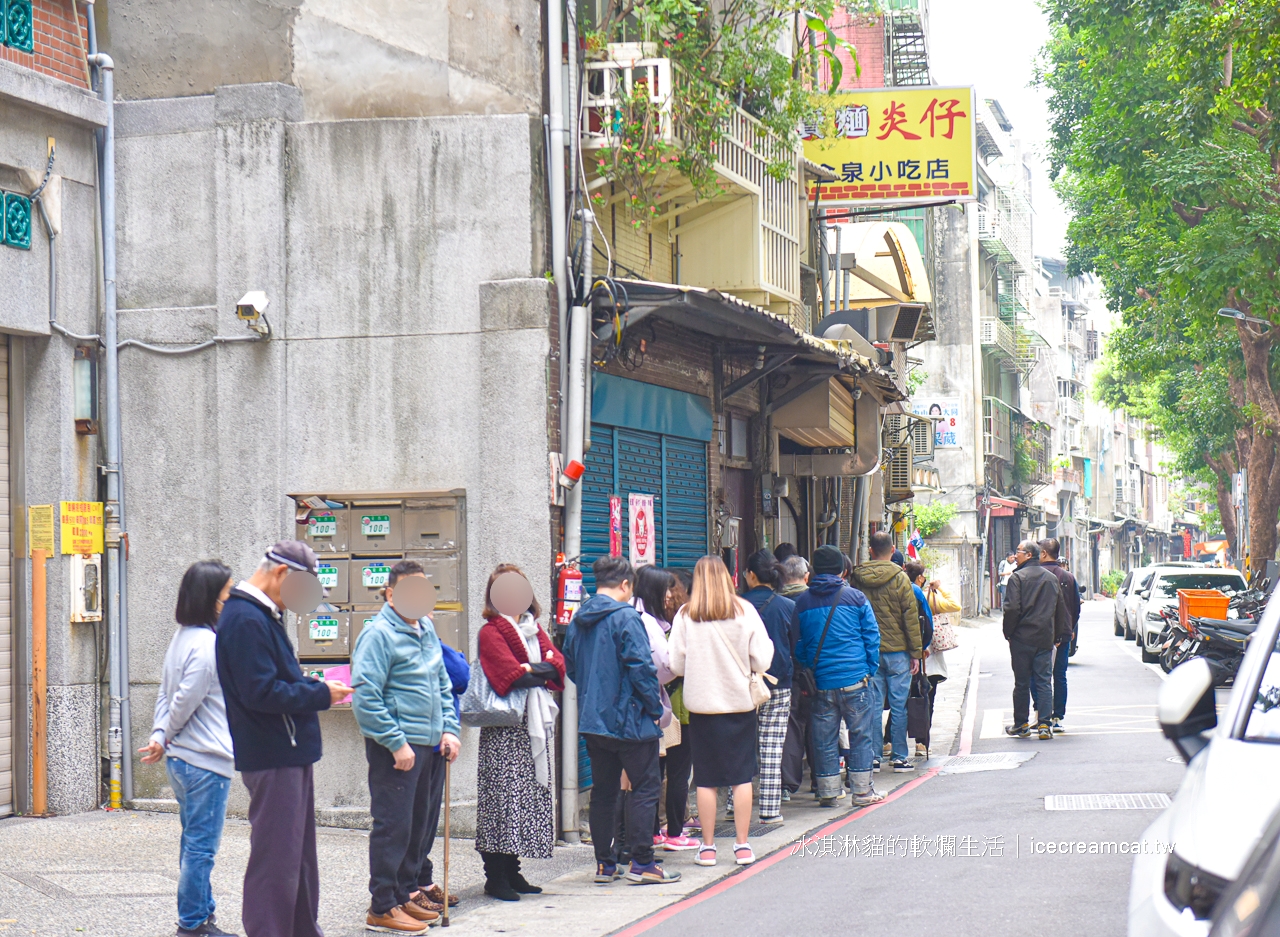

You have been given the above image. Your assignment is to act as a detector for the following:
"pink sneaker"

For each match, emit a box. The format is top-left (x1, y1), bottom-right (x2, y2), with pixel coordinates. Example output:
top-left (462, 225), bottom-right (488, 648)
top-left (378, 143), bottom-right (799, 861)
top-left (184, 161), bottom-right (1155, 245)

top-left (653, 833), bottom-right (666, 847)
top-left (663, 834), bottom-right (700, 851)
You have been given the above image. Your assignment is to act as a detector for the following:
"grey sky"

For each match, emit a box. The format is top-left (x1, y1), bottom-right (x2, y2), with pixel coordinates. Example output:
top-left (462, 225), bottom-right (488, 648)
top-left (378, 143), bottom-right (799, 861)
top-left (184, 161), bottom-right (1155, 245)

top-left (928, 0), bottom-right (1070, 260)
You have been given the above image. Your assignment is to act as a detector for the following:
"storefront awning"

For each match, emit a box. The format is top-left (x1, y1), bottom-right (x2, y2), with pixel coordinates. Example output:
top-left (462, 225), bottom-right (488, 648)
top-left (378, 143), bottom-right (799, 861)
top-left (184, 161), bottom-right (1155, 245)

top-left (980, 495), bottom-right (1023, 517)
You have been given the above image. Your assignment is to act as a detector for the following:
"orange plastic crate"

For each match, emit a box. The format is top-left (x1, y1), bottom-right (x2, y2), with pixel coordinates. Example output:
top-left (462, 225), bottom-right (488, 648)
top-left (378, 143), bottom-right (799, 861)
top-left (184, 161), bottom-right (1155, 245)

top-left (1178, 589), bottom-right (1229, 629)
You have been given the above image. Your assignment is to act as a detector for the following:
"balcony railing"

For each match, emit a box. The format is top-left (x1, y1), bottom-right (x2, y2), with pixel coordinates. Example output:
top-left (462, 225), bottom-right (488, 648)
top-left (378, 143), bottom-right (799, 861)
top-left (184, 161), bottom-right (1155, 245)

top-left (1057, 396), bottom-right (1083, 421)
top-left (983, 396), bottom-right (1015, 464)
top-left (1055, 466), bottom-right (1083, 492)
top-left (982, 316), bottom-right (1042, 374)
top-left (581, 56), bottom-right (801, 305)
top-left (1017, 420), bottom-right (1053, 487)
top-left (980, 316), bottom-right (1017, 359)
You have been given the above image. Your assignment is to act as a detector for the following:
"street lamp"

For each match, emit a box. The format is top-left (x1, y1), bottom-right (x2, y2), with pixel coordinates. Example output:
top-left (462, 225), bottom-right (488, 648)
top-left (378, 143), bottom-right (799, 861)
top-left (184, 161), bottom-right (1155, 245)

top-left (1217, 307), bottom-right (1270, 326)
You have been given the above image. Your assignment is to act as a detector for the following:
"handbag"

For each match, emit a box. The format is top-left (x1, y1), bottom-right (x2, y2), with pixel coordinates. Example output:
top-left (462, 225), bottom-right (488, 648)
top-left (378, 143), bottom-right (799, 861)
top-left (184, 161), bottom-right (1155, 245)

top-left (794, 592), bottom-right (842, 698)
top-left (710, 619), bottom-right (777, 709)
top-left (907, 670), bottom-right (933, 753)
top-left (931, 620), bottom-right (959, 652)
top-left (459, 661), bottom-right (529, 728)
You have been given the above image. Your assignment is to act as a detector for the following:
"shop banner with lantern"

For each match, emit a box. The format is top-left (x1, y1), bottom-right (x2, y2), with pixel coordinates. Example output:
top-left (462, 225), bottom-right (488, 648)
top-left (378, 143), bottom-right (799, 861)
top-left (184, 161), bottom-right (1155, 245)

top-left (629, 493), bottom-right (656, 568)
top-left (802, 87), bottom-right (977, 206)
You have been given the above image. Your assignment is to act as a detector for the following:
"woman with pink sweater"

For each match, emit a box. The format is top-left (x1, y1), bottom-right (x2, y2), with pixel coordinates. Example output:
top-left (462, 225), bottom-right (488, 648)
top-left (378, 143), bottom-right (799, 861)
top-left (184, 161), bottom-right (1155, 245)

top-left (668, 555), bottom-right (774, 867)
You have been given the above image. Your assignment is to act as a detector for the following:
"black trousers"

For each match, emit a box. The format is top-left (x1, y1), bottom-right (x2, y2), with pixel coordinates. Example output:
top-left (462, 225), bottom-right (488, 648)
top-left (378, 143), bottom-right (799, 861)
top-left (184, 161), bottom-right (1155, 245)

top-left (585, 733), bottom-right (660, 867)
top-left (241, 765), bottom-right (322, 937)
top-left (1009, 639), bottom-right (1053, 728)
top-left (366, 739), bottom-right (446, 915)
top-left (781, 689), bottom-right (817, 793)
top-left (663, 738), bottom-right (693, 834)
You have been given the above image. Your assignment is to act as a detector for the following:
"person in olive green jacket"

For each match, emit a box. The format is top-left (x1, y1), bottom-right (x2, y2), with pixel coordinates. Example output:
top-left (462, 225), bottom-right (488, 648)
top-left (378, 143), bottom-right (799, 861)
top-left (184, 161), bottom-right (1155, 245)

top-left (852, 532), bottom-right (923, 772)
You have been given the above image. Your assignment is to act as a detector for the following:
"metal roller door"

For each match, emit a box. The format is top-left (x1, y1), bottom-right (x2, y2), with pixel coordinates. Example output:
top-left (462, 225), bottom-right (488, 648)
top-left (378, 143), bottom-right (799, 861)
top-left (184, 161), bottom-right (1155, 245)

top-left (0, 340), bottom-right (11, 817)
top-left (581, 424), bottom-right (708, 592)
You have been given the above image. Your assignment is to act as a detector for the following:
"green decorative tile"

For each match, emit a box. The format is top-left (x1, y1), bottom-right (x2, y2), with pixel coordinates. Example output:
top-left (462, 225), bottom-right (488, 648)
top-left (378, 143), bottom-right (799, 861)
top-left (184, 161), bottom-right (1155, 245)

top-left (5, 0), bottom-right (33, 54)
top-left (4, 193), bottom-right (32, 250)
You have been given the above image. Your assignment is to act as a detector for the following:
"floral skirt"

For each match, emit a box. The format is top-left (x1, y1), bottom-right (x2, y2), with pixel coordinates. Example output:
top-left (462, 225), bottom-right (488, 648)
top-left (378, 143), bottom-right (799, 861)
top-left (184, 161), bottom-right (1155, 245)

top-left (474, 723), bottom-right (556, 858)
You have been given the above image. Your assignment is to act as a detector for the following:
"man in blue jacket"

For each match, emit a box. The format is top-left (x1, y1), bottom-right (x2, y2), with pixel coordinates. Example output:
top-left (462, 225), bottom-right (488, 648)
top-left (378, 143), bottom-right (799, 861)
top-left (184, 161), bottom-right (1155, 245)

top-left (792, 544), bottom-right (883, 808)
top-left (351, 559), bottom-right (461, 933)
top-left (562, 556), bottom-right (680, 887)
top-left (215, 542), bottom-right (350, 937)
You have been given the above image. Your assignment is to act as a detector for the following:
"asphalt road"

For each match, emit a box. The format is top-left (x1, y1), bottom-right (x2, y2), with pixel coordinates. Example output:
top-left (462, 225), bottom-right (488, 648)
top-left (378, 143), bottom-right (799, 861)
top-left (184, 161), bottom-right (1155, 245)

top-left (635, 600), bottom-right (1185, 937)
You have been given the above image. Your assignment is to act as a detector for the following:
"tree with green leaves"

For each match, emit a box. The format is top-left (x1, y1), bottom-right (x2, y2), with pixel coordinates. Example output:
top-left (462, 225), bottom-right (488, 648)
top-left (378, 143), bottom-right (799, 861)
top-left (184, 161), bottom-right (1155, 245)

top-left (1041, 0), bottom-right (1280, 561)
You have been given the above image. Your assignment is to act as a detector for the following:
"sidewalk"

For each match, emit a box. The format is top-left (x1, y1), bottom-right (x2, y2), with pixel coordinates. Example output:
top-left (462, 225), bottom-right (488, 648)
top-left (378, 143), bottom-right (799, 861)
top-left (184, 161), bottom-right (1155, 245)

top-left (0, 632), bottom-right (980, 937)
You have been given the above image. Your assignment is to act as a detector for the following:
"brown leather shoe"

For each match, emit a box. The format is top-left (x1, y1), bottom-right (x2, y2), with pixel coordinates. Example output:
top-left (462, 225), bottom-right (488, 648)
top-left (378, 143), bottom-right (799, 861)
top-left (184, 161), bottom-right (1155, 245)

top-left (425, 883), bottom-right (459, 907)
top-left (399, 902), bottom-right (439, 926)
top-left (410, 891), bottom-right (444, 914)
top-left (365, 907), bottom-right (429, 933)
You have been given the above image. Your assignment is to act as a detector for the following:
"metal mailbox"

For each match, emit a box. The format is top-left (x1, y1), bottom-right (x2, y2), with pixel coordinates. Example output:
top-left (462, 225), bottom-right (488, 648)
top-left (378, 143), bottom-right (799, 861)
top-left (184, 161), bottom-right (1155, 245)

top-left (411, 554), bottom-right (460, 604)
top-left (428, 609), bottom-right (464, 654)
top-left (354, 558), bottom-right (395, 603)
top-left (404, 504), bottom-right (459, 552)
top-left (296, 508), bottom-right (349, 553)
top-left (350, 607), bottom-right (380, 653)
top-left (350, 505), bottom-right (403, 553)
top-left (315, 558), bottom-right (350, 604)
top-left (297, 610), bottom-right (350, 659)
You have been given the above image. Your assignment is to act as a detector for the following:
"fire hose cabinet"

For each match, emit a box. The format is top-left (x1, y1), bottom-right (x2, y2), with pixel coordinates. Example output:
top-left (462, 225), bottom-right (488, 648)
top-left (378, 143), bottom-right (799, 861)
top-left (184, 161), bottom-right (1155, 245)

top-left (351, 504), bottom-right (403, 553)
top-left (315, 558), bottom-right (350, 604)
top-left (296, 507), bottom-right (349, 554)
top-left (355, 558), bottom-right (395, 604)
top-left (298, 610), bottom-right (350, 659)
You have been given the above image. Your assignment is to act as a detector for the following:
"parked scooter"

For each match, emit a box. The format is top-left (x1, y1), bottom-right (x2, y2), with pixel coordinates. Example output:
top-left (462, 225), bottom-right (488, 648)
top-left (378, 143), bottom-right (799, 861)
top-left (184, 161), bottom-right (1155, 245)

top-left (1157, 608), bottom-right (1195, 674)
top-left (1187, 616), bottom-right (1255, 685)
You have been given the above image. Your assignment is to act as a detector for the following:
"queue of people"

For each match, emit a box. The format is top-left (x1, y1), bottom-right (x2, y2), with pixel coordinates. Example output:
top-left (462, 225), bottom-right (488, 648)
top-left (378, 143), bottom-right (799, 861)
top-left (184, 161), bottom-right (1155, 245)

top-left (144, 533), bottom-right (962, 937)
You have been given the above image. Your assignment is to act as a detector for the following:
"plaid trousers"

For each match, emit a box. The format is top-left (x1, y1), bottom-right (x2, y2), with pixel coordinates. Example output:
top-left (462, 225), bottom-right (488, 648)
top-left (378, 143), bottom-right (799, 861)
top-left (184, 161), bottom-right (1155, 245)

top-left (756, 686), bottom-right (792, 820)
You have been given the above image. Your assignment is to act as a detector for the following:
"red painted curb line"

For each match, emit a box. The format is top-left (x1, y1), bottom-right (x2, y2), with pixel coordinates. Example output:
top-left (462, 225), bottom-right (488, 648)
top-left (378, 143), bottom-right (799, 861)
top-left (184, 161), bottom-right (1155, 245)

top-left (612, 643), bottom-right (985, 937)
top-left (611, 767), bottom-right (940, 937)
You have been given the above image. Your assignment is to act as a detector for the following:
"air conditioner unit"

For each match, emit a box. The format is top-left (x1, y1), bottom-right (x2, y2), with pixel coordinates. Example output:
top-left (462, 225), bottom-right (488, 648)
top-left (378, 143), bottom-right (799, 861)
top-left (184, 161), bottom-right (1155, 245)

top-left (889, 304), bottom-right (926, 342)
top-left (885, 446), bottom-right (914, 502)
top-left (883, 413), bottom-right (935, 463)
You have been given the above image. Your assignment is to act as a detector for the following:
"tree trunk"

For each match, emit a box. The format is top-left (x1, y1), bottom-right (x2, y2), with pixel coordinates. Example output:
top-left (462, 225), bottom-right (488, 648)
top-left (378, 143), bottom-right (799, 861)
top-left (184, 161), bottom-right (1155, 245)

top-left (1203, 461), bottom-right (1237, 550)
top-left (1234, 313), bottom-right (1280, 565)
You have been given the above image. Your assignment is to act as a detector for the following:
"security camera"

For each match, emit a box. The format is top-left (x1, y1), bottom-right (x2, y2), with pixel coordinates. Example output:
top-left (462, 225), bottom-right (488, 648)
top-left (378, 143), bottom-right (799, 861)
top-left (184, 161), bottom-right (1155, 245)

top-left (236, 291), bottom-right (270, 321)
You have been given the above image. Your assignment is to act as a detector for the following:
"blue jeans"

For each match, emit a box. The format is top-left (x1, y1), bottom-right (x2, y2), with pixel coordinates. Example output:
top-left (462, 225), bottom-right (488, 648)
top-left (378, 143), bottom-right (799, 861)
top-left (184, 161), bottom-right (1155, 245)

top-left (871, 651), bottom-right (912, 762)
top-left (1052, 641), bottom-right (1069, 719)
top-left (809, 682), bottom-right (875, 799)
top-left (167, 757), bottom-right (231, 930)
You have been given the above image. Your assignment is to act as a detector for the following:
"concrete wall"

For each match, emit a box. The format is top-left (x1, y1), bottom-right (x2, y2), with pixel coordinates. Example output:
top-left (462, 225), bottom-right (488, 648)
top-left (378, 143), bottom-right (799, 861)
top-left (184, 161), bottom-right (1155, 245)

top-left (113, 85), bottom-right (551, 827)
top-left (100, 0), bottom-right (543, 119)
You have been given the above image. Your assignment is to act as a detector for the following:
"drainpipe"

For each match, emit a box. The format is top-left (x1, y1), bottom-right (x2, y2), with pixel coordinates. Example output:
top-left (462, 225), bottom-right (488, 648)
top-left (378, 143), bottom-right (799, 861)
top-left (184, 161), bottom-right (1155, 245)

top-left (88, 51), bottom-right (126, 808)
top-left (559, 209), bottom-right (593, 844)
top-left (546, 0), bottom-right (569, 455)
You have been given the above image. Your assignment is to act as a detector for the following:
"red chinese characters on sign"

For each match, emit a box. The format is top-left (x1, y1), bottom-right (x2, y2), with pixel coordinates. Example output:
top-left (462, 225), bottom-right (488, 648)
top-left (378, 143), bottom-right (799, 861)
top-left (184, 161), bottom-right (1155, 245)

top-left (876, 100), bottom-right (921, 140)
top-left (609, 495), bottom-right (623, 557)
top-left (919, 97), bottom-right (968, 139)
top-left (629, 493), bottom-right (656, 568)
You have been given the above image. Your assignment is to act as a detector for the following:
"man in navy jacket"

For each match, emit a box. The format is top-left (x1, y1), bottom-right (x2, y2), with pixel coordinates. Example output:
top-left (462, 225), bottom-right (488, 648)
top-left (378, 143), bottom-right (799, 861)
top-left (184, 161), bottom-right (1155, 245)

top-left (215, 542), bottom-right (349, 937)
top-left (792, 545), bottom-right (883, 807)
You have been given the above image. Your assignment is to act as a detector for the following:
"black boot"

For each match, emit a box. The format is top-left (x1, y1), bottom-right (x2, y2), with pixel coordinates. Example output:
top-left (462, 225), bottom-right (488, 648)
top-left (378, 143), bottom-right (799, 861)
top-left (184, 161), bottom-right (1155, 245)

top-left (507, 855), bottom-right (542, 895)
top-left (481, 851), bottom-right (519, 901)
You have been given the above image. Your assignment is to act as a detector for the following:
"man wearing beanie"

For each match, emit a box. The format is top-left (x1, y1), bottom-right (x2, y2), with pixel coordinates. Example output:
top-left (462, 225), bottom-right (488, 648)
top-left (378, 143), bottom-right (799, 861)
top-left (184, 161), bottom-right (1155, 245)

top-left (853, 531), bottom-right (923, 774)
top-left (791, 544), bottom-right (883, 807)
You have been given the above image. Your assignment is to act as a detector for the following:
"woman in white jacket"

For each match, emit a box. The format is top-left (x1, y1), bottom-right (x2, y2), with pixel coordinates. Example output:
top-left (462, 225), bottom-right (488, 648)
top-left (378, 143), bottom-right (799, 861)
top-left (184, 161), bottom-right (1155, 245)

top-left (668, 555), bottom-right (773, 867)
top-left (138, 560), bottom-right (236, 937)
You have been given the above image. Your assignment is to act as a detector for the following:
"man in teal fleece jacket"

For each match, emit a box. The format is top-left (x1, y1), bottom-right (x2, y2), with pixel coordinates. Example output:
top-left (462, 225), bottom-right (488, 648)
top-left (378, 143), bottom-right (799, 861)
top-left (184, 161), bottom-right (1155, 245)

top-left (351, 560), bottom-right (461, 932)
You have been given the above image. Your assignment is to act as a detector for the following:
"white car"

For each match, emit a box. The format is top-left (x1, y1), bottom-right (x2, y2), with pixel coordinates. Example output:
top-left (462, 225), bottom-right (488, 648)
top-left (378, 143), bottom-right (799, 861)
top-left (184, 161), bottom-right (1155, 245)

top-left (1129, 590), bottom-right (1280, 936)
top-left (1134, 568), bottom-right (1248, 663)
top-left (1116, 568), bottom-right (1152, 639)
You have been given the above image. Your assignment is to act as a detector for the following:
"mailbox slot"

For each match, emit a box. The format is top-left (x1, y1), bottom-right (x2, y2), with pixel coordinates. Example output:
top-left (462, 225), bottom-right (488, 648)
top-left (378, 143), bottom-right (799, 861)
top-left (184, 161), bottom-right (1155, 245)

top-left (354, 558), bottom-right (395, 603)
top-left (350, 504), bottom-right (403, 553)
top-left (297, 508), bottom-right (350, 554)
top-left (314, 558), bottom-right (350, 605)
top-left (404, 503), bottom-right (459, 551)
top-left (297, 610), bottom-right (350, 659)
top-left (408, 553), bottom-right (460, 604)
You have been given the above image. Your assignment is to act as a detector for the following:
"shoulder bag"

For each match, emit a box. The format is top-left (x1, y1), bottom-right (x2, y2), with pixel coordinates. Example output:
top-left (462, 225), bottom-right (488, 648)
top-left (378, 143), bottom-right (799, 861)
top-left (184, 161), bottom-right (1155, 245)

top-left (928, 586), bottom-right (961, 652)
top-left (459, 661), bottom-right (528, 728)
top-left (710, 618), bottom-right (777, 709)
top-left (793, 591), bottom-right (842, 698)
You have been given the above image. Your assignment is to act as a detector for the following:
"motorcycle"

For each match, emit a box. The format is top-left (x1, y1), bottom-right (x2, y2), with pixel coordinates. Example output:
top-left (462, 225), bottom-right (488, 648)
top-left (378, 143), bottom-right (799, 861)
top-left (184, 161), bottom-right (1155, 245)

top-left (1157, 608), bottom-right (1196, 674)
top-left (1188, 616), bottom-right (1256, 686)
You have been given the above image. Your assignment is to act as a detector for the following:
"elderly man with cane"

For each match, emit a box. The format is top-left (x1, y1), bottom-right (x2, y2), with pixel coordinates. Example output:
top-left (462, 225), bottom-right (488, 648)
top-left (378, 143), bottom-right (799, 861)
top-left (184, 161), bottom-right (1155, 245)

top-left (352, 560), bottom-right (461, 933)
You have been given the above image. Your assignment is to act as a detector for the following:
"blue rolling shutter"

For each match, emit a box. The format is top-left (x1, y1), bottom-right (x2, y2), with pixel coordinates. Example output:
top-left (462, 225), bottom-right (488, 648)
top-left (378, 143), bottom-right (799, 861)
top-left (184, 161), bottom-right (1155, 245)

top-left (579, 424), bottom-right (708, 593)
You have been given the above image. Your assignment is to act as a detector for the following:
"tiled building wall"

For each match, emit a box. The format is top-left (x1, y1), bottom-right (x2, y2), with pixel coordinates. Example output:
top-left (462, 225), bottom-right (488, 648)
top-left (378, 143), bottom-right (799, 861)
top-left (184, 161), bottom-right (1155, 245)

top-left (1, 0), bottom-right (91, 89)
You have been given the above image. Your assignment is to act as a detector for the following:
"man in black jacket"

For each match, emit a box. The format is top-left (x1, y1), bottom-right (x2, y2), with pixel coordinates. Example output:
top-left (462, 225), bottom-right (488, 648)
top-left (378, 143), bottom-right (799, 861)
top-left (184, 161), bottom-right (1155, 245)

top-left (215, 542), bottom-right (351, 937)
top-left (1040, 538), bottom-right (1080, 734)
top-left (1002, 540), bottom-right (1070, 740)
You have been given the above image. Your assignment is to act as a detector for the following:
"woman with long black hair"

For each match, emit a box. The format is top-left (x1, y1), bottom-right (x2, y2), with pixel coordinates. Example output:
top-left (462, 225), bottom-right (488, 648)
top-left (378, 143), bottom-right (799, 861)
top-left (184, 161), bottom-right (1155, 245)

top-left (741, 549), bottom-right (797, 824)
top-left (138, 560), bottom-right (236, 937)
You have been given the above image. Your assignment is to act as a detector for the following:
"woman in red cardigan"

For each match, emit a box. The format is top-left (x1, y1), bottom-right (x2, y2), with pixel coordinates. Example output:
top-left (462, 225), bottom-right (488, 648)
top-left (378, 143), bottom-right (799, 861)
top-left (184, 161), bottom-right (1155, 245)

top-left (474, 564), bottom-right (565, 901)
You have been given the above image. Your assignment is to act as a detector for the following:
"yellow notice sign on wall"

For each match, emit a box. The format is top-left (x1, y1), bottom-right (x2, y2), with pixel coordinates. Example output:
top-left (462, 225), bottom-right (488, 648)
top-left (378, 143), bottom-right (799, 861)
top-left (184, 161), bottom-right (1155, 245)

top-left (60, 501), bottom-right (104, 555)
top-left (801, 86), bottom-right (977, 205)
top-left (29, 504), bottom-right (55, 554)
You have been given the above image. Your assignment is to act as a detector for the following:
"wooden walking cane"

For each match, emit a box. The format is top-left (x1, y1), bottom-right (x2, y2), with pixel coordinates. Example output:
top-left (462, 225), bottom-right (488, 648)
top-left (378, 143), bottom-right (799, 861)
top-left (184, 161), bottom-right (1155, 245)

top-left (442, 758), bottom-right (451, 926)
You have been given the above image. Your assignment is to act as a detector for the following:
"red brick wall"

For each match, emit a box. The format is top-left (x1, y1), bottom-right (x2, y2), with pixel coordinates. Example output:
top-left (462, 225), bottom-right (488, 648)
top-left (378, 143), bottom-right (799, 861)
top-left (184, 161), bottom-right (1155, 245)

top-left (819, 11), bottom-right (885, 90)
top-left (0, 0), bottom-right (90, 89)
